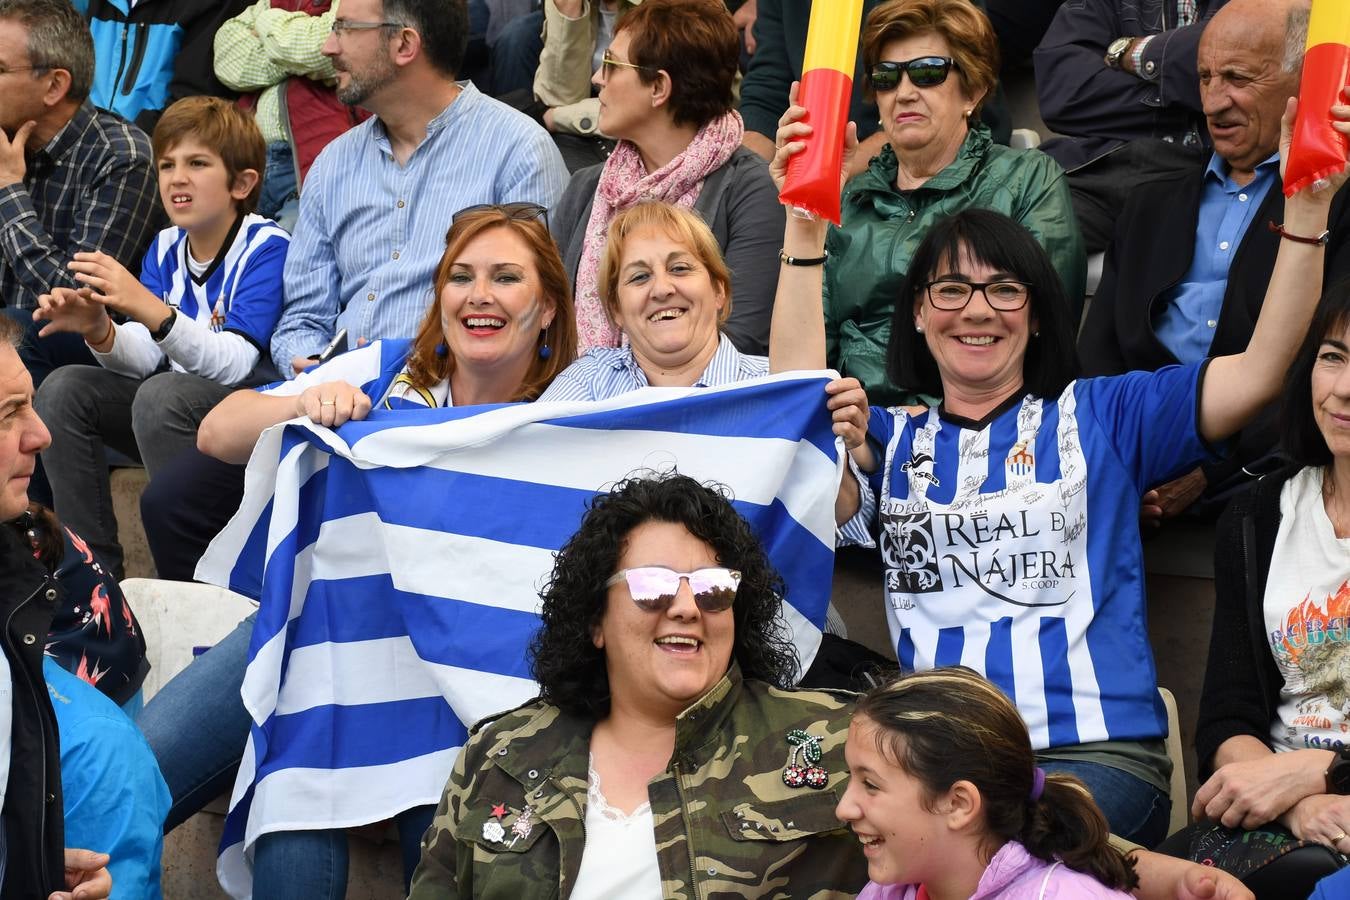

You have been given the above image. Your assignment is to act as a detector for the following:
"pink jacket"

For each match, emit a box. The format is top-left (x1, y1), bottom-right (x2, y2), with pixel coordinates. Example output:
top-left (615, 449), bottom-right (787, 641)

top-left (857, 841), bottom-right (1134, 900)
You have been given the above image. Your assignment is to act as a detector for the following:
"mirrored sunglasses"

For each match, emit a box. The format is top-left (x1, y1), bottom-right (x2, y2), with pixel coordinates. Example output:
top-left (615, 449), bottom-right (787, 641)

top-left (867, 56), bottom-right (958, 91)
top-left (605, 566), bottom-right (742, 613)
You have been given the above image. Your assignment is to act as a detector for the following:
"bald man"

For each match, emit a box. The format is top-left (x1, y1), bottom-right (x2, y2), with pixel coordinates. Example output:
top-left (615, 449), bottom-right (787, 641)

top-left (1079, 0), bottom-right (1350, 520)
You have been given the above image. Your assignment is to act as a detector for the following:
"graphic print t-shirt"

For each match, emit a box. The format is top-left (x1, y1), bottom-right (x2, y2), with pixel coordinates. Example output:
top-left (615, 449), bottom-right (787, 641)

top-left (1265, 466), bottom-right (1350, 752)
top-left (864, 364), bottom-right (1212, 750)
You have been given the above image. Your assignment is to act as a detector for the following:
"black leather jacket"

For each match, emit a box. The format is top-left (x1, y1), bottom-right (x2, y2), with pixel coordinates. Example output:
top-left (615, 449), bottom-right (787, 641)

top-left (0, 524), bottom-right (64, 899)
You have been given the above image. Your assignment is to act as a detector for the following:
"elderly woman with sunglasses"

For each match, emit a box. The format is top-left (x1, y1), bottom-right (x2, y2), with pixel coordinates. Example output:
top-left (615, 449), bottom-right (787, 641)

top-left (409, 472), bottom-right (867, 899)
top-left (550, 0), bottom-right (784, 357)
top-left (138, 204), bottom-right (578, 899)
top-left (828, 0), bottom-right (1083, 406)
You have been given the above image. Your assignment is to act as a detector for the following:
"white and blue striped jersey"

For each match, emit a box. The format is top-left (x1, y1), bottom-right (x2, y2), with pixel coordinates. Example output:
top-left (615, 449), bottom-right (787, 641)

top-left (140, 213), bottom-right (288, 354)
top-left (860, 362), bottom-right (1214, 749)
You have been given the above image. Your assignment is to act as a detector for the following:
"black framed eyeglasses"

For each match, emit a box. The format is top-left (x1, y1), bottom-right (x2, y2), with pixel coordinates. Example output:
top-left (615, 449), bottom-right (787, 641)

top-left (452, 202), bottom-right (549, 229)
top-left (605, 566), bottom-right (742, 613)
top-left (867, 56), bottom-right (959, 91)
top-left (925, 279), bottom-right (1032, 311)
top-left (600, 50), bottom-right (656, 79)
top-left (330, 17), bottom-right (405, 37)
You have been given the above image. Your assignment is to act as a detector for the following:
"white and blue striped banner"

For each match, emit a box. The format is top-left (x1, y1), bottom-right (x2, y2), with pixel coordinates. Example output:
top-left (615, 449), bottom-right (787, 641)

top-left (195, 372), bottom-right (844, 897)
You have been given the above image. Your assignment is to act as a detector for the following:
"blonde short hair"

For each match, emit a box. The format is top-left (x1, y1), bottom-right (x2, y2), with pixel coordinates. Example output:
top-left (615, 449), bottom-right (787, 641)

top-left (598, 201), bottom-right (733, 327)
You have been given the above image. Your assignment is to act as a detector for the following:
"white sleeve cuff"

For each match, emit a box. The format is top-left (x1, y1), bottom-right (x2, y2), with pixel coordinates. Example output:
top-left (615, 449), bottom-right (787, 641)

top-left (835, 452), bottom-right (877, 549)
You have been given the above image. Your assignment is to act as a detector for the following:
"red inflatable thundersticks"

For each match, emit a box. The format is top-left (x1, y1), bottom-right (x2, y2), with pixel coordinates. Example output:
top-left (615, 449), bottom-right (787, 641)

top-left (779, 0), bottom-right (866, 223)
top-left (1286, 0), bottom-right (1350, 196)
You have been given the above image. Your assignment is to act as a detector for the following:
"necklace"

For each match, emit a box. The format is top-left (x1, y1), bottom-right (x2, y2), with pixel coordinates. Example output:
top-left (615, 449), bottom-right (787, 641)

top-left (1322, 469), bottom-right (1350, 538)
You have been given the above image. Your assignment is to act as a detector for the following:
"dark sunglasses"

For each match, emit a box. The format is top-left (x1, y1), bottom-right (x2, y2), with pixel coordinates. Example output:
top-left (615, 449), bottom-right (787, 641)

top-left (867, 56), bottom-right (959, 91)
top-left (452, 202), bottom-right (549, 228)
top-left (605, 566), bottom-right (742, 613)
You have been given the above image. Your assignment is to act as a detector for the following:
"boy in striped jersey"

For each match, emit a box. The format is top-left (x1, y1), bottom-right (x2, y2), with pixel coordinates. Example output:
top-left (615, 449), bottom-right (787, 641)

top-left (29, 96), bottom-right (289, 578)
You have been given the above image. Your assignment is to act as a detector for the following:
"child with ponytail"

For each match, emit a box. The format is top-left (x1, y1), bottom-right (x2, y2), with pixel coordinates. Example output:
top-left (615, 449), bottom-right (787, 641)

top-left (837, 667), bottom-right (1139, 899)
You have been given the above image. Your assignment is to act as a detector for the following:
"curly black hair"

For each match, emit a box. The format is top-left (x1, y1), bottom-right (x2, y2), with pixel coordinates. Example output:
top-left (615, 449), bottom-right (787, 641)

top-left (529, 471), bottom-right (800, 719)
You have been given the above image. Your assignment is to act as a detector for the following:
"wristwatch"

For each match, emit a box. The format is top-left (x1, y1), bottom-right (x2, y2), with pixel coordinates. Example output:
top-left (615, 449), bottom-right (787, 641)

top-left (1325, 746), bottom-right (1350, 794)
top-left (149, 310), bottom-right (177, 342)
top-left (1105, 37), bottom-right (1134, 69)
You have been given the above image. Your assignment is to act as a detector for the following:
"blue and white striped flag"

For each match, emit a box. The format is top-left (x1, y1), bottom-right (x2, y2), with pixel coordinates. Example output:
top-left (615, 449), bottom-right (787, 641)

top-left (195, 372), bottom-right (844, 897)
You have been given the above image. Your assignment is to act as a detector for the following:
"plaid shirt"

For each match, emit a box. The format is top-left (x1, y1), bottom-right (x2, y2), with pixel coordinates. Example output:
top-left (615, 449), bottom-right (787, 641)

top-left (213, 0), bottom-right (338, 144)
top-left (0, 101), bottom-right (160, 310)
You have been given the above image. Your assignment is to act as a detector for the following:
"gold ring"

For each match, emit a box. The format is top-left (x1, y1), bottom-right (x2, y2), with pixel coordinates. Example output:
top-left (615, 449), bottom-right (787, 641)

top-left (320, 400), bottom-right (336, 406)
top-left (1333, 831), bottom-right (1347, 844)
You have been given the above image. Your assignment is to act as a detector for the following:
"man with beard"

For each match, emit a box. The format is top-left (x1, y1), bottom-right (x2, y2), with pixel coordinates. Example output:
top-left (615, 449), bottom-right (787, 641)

top-left (269, 0), bottom-right (568, 375)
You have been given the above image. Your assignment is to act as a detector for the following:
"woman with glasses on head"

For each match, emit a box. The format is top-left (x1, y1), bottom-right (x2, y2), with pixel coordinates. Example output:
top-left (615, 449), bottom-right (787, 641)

top-left (550, 0), bottom-right (785, 357)
top-left (138, 204), bottom-right (577, 899)
top-left (827, 0), bottom-right (1083, 407)
top-left (197, 202), bottom-right (575, 461)
top-left (409, 472), bottom-right (868, 898)
top-left (769, 91), bottom-right (1349, 847)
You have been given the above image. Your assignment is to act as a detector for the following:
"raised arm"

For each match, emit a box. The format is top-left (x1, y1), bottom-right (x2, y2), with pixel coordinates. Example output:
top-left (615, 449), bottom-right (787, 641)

top-left (1200, 96), bottom-right (1350, 443)
top-left (766, 91), bottom-right (853, 375)
top-left (765, 93), bottom-right (871, 524)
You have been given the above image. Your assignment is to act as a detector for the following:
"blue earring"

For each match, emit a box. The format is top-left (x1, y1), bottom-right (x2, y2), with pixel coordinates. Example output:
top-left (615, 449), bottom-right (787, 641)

top-left (434, 342), bottom-right (448, 358)
top-left (538, 328), bottom-right (551, 360)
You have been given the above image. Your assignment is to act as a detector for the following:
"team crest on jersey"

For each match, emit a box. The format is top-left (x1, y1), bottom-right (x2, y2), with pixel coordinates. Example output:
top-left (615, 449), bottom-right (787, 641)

top-left (900, 451), bottom-right (940, 487)
top-left (1006, 441), bottom-right (1035, 477)
top-left (210, 298), bottom-right (226, 332)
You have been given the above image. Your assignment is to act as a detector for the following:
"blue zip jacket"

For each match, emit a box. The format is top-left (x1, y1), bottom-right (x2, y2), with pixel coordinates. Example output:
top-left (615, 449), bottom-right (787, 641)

top-left (74, 0), bottom-right (248, 130)
top-left (44, 657), bottom-right (170, 899)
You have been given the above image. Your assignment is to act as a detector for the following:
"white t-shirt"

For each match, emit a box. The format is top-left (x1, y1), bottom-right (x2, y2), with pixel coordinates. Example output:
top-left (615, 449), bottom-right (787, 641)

top-left (1265, 466), bottom-right (1350, 752)
top-left (571, 757), bottom-right (662, 899)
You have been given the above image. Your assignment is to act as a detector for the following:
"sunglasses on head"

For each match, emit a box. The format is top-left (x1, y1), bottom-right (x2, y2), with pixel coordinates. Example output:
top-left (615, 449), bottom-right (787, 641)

top-left (605, 566), bottom-right (742, 613)
top-left (452, 202), bottom-right (549, 227)
top-left (867, 56), bottom-right (959, 91)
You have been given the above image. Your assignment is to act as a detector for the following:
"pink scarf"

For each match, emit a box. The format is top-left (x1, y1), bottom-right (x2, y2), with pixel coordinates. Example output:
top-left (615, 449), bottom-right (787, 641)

top-left (573, 110), bottom-right (745, 353)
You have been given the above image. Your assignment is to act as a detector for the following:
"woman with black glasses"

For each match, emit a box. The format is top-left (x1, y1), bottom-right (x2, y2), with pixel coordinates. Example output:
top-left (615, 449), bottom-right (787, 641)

top-left (827, 0), bottom-right (1083, 407)
top-left (549, 0), bottom-right (784, 357)
top-left (770, 90), bottom-right (1349, 846)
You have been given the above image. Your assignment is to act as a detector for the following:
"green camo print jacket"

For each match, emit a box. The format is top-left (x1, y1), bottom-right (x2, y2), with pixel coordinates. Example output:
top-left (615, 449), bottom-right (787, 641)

top-left (408, 664), bottom-right (868, 899)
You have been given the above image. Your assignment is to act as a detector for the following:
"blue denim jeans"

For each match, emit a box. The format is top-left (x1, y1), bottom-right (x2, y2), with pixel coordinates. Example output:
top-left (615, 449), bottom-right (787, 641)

top-left (137, 610), bottom-right (438, 892)
top-left (1037, 757), bottom-right (1171, 848)
top-left (136, 611), bottom-right (254, 830)
top-left (491, 9), bottom-right (544, 95)
top-left (253, 805), bottom-right (436, 898)
top-left (258, 142), bottom-right (300, 233)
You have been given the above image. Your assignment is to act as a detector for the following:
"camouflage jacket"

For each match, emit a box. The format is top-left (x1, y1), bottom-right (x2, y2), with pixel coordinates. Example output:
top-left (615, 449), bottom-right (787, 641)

top-left (408, 665), bottom-right (868, 899)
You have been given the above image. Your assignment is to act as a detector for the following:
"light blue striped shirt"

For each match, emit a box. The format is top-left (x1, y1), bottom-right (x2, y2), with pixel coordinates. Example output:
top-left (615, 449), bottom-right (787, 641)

top-left (538, 334), bottom-right (769, 401)
top-left (270, 82), bottom-right (569, 375)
